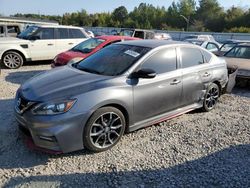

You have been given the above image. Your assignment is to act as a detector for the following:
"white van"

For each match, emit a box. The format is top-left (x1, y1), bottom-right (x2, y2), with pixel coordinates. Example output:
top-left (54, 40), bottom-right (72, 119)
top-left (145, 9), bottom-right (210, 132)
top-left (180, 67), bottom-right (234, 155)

top-left (0, 25), bottom-right (89, 69)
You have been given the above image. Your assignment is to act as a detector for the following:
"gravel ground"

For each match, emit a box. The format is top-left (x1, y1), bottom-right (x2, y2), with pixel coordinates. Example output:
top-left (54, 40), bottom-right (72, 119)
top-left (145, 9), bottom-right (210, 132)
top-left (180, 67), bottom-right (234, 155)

top-left (0, 63), bottom-right (249, 188)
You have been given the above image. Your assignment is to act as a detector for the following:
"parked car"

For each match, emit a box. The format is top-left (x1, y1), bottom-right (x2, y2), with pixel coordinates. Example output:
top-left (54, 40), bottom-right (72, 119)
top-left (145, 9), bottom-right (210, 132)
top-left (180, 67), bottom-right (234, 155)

top-left (0, 23), bottom-right (22, 38)
top-left (223, 43), bottom-right (250, 80)
top-left (52, 35), bottom-right (140, 67)
top-left (93, 31), bottom-right (108, 37)
top-left (183, 34), bottom-right (215, 41)
top-left (154, 33), bottom-right (172, 40)
top-left (15, 40), bottom-right (228, 153)
top-left (120, 29), bottom-right (155, 39)
top-left (185, 39), bottom-right (221, 52)
top-left (0, 25), bottom-right (89, 69)
top-left (86, 30), bottom-right (94, 38)
top-left (214, 40), bottom-right (250, 56)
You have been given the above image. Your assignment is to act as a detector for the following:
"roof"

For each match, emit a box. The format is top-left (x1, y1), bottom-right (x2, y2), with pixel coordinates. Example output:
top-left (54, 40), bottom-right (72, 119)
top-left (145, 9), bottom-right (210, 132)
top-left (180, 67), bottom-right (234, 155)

top-left (236, 43), bottom-right (250, 47)
top-left (0, 16), bottom-right (58, 24)
top-left (36, 25), bottom-right (84, 29)
top-left (96, 35), bottom-right (140, 41)
top-left (117, 39), bottom-right (185, 48)
top-left (223, 39), bottom-right (250, 44)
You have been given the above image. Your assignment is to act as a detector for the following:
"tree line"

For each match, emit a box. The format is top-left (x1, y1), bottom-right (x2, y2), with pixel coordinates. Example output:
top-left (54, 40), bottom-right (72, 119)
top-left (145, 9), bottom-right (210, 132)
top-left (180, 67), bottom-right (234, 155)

top-left (12, 0), bottom-right (250, 33)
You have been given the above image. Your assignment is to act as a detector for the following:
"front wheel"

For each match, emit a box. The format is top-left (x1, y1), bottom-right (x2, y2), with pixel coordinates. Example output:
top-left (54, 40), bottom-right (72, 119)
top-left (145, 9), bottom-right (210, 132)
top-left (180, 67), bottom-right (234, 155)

top-left (83, 107), bottom-right (126, 152)
top-left (2, 51), bottom-right (24, 69)
top-left (202, 83), bottom-right (220, 112)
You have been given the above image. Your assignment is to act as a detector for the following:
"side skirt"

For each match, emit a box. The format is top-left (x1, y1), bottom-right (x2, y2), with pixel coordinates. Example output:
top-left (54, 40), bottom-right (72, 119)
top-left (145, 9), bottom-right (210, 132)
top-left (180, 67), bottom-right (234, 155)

top-left (128, 103), bottom-right (202, 132)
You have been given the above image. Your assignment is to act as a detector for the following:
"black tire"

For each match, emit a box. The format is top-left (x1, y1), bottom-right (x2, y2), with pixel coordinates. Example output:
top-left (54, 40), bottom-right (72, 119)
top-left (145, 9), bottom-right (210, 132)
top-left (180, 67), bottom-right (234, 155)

top-left (202, 83), bottom-right (220, 112)
top-left (2, 51), bottom-right (24, 69)
top-left (83, 107), bottom-right (126, 152)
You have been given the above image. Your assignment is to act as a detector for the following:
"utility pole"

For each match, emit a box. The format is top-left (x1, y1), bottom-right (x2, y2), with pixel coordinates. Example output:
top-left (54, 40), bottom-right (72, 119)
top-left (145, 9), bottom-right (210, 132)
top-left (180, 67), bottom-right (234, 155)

top-left (180, 14), bottom-right (190, 32)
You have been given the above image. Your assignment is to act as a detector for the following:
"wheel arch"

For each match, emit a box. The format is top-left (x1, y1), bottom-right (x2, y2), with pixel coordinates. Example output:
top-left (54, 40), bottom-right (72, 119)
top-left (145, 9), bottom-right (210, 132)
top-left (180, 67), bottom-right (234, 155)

top-left (99, 103), bottom-right (130, 133)
top-left (2, 49), bottom-right (27, 62)
top-left (213, 80), bottom-right (222, 95)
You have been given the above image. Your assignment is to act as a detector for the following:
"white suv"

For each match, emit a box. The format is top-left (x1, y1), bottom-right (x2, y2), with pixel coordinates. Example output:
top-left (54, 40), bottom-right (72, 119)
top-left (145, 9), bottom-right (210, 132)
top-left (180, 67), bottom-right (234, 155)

top-left (0, 25), bottom-right (89, 69)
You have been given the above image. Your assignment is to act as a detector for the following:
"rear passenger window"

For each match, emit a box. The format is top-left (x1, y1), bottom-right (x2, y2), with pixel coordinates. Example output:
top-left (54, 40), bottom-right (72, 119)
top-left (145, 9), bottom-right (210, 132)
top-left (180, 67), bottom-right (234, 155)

top-left (141, 48), bottom-right (177, 74)
top-left (202, 49), bottom-right (212, 63)
top-left (181, 47), bottom-right (204, 68)
top-left (57, 28), bottom-right (69, 39)
top-left (69, 29), bottom-right (86, 38)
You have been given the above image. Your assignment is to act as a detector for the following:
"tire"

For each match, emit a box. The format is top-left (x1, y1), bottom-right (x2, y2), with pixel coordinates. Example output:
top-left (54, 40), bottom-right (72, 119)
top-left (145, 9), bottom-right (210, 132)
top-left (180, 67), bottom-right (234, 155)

top-left (202, 83), bottom-right (220, 112)
top-left (83, 107), bottom-right (126, 152)
top-left (2, 51), bottom-right (24, 69)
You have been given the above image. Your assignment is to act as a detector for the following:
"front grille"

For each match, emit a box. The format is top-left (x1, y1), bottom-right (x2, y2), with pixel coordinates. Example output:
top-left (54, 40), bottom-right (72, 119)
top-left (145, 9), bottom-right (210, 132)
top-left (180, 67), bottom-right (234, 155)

top-left (16, 94), bottom-right (35, 114)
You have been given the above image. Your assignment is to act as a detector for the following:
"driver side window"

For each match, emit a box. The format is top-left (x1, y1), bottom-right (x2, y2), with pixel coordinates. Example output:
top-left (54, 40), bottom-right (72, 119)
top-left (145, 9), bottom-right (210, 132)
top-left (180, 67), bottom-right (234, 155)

top-left (140, 48), bottom-right (177, 74)
top-left (33, 28), bottom-right (54, 40)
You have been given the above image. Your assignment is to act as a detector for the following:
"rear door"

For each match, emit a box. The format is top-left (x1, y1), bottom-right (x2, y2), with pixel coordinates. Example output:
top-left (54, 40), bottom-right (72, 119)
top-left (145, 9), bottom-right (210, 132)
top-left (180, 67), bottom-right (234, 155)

top-left (55, 28), bottom-right (88, 55)
top-left (133, 47), bottom-right (183, 122)
top-left (180, 47), bottom-right (213, 106)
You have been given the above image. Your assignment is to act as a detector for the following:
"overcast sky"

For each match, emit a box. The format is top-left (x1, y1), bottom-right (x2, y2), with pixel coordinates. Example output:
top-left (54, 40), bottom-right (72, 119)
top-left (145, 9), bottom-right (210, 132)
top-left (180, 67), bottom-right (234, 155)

top-left (0, 0), bottom-right (249, 16)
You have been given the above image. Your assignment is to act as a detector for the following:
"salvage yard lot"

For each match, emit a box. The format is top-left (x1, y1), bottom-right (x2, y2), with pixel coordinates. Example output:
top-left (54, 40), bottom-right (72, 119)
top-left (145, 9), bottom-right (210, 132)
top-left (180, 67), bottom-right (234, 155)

top-left (0, 63), bottom-right (249, 187)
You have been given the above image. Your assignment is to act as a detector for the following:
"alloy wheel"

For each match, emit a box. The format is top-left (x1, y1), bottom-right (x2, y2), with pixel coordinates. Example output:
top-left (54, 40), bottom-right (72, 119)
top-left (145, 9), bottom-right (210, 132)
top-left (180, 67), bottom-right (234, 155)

top-left (205, 86), bottom-right (219, 110)
top-left (3, 52), bottom-right (22, 69)
top-left (90, 112), bottom-right (123, 149)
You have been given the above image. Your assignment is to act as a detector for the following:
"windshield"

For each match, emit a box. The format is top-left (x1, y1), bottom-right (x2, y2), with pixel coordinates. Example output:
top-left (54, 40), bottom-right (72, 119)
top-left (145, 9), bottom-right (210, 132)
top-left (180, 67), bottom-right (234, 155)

top-left (225, 46), bottom-right (250, 59)
top-left (120, 30), bottom-right (134, 37)
top-left (17, 26), bottom-right (38, 39)
top-left (72, 38), bottom-right (105, 53)
top-left (76, 44), bottom-right (151, 76)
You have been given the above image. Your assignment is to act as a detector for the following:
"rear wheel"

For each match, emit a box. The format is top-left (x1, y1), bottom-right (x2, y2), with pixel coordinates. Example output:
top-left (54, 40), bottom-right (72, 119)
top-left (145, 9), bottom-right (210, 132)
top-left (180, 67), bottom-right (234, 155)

top-left (202, 83), bottom-right (220, 112)
top-left (83, 107), bottom-right (126, 152)
top-left (2, 51), bottom-right (23, 69)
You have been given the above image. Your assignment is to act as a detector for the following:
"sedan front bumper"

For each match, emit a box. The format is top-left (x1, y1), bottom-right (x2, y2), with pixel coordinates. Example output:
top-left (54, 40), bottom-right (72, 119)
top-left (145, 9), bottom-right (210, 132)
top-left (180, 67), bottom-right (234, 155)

top-left (14, 109), bottom-right (89, 153)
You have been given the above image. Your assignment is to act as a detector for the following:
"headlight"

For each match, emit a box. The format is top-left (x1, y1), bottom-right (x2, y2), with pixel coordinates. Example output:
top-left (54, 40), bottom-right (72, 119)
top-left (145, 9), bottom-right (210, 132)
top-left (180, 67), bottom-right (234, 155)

top-left (32, 99), bottom-right (76, 115)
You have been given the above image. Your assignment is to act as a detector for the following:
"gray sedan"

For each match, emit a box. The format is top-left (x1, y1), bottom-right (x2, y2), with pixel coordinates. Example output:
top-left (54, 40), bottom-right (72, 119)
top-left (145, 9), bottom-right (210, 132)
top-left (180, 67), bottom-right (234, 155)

top-left (14, 40), bottom-right (228, 153)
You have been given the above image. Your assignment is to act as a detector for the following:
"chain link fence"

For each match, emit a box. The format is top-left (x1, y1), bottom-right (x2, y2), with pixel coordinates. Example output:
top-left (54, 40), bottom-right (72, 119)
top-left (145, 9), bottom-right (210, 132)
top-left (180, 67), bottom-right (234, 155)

top-left (84, 26), bottom-right (250, 42)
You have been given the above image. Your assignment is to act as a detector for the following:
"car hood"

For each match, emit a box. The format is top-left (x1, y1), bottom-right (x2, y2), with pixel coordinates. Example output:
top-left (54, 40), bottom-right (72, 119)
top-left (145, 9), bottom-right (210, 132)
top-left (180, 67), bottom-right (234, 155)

top-left (223, 57), bottom-right (250, 71)
top-left (0, 37), bottom-right (29, 44)
top-left (20, 65), bottom-right (112, 101)
top-left (55, 50), bottom-right (88, 65)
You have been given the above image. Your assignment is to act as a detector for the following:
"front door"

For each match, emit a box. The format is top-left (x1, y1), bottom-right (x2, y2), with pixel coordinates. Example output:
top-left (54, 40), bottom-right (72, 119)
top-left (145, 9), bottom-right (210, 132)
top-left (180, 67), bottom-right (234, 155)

top-left (29, 27), bottom-right (56, 61)
top-left (132, 47), bottom-right (183, 123)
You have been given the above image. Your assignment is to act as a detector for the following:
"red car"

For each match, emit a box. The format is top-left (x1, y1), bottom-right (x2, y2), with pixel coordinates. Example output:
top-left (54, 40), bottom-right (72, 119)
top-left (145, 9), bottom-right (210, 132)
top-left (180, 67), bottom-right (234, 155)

top-left (51, 35), bottom-right (140, 67)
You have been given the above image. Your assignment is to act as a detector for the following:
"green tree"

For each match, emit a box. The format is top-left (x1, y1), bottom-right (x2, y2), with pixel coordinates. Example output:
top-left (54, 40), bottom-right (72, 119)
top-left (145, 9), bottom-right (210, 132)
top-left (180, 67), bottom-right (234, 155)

top-left (112, 6), bottom-right (128, 27)
top-left (225, 6), bottom-right (244, 29)
top-left (196, 0), bottom-right (225, 31)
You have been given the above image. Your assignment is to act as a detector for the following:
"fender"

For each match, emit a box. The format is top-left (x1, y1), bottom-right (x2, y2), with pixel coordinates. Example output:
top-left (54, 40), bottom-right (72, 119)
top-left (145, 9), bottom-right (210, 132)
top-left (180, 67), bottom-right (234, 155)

top-left (0, 44), bottom-right (30, 61)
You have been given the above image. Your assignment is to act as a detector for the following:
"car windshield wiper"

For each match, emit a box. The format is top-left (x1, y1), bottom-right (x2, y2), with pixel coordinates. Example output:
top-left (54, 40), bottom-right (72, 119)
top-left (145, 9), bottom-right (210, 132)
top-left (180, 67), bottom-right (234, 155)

top-left (77, 66), bottom-right (102, 75)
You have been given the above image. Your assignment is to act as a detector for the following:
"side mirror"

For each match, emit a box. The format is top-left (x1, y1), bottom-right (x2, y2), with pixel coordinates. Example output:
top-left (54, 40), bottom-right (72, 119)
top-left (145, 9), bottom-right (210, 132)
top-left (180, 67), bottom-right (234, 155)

top-left (130, 68), bottom-right (156, 79)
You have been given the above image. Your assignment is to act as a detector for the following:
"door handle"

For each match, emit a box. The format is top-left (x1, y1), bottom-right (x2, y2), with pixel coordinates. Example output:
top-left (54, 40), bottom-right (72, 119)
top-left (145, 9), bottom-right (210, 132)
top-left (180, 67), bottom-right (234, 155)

top-left (203, 72), bottom-right (211, 77)
top-left (68, 43), bottom-right (74, 45)
top-left (170, 79), bottom-right (181, 85)
top-left (47, 43), bottom-right (54, 46)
